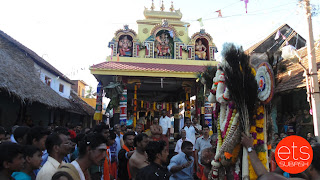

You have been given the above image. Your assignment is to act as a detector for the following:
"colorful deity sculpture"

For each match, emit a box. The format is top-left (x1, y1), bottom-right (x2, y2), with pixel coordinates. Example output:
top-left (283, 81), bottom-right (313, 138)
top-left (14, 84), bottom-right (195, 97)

top-left (155, 33), bottom-right (170, 56)
top-left (119, 36), bottom-right (132, 56)
top-left (195, 39), bottom-right (207, 60)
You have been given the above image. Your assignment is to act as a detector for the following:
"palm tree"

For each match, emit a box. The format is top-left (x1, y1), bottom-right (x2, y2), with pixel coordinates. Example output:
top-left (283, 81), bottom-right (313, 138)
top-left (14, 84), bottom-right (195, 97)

top-left (86, 86), bottom-right (95, 98)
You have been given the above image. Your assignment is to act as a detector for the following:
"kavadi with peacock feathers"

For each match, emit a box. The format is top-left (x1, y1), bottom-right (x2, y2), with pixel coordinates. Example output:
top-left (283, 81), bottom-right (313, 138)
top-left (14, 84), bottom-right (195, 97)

top-left (203, 43), bottom-right (274, 180)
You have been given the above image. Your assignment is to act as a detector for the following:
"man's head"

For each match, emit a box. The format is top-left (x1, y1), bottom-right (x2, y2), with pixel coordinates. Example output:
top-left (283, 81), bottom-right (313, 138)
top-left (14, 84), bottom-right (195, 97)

top-left (107, 130), bottom-right (116, 146)
top-left (202, 125), bottom-right (210, 136)
top-left (121, 124), bottom-right (127, 133)
top-left (161, 110), bottom-right (167, 117)
top-left (123, 132), bottom-right (135, 148)
top-left (114, 124), bottom-right (121, 135)
top-left (192, 117), bottom-right (198, 124)
top-left (75, 124), bottom-right (82, 134)
top-left (210, 133), bottom-right (218, 148)
top-left (180, 129), bottom-right (186, 138)
top-left (146, 141), bottom-right (168, 164)
top-left (14, 126), bottom-right (30, 145)
top-left (181, 141), bottom-right (193, 157)
top-left (94, 124), bottom-right (109, 142)
top-left (45, 133), bottom-right (70, 158)
top-left (134, 133), bottom-right (149, 151)
top-left (0, 142), bottom-right (24, 173)
top-left (153, 118), bottom-right (159, 125)
top-left (185, 118), bottom-right (191, 127)
top-left (23, 145), bottom-right (42, 170)
top-left (135, 124), bottom-right (143, 134)
top-left (78, 133), bottom-right (107, 166)
top-left (54, 127), bottom-right (74, 153)
top-left (26, 126), bottom-right (50, 151)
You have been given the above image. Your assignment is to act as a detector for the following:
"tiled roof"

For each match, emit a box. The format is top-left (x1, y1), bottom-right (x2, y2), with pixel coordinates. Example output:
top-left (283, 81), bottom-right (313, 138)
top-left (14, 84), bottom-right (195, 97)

top-left (245, 24), bottom-right (306, 55)
top-left (91, 61), bottom-right (206, 73)
top-left (276, 42), bottom-right (320, 93)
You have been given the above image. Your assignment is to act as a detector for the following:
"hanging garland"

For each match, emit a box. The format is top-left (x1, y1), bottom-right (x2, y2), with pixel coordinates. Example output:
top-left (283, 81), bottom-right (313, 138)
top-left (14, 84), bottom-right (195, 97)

top-left (248, 105), bottom-right (267, 180)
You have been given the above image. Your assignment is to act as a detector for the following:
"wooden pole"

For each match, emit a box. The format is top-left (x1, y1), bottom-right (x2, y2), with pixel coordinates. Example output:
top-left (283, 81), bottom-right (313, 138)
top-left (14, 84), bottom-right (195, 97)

top-left (134, 85), bottom-right (137, 127)
top-left (304, 0), bottom-right (320, 141)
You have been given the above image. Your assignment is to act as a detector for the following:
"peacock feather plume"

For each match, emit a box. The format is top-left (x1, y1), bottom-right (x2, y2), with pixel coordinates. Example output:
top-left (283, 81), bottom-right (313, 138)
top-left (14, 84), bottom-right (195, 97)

top-left (222, 43), bottom-right (258, 133)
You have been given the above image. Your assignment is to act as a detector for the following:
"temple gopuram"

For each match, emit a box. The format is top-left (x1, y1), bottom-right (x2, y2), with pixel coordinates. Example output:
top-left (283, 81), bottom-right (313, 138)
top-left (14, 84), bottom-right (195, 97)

top-left (90, 2), bottom-right (218, 133)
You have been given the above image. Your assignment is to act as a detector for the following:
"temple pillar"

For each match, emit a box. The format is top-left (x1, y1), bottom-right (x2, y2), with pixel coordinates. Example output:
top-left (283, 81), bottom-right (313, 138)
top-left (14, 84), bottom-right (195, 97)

top-left (204, 94), bottom-right (213, 132)
top-left (184, 87), bottom-right (191, 118)
top-left (119, 87), bottom-right (127, 125)
top-left (133, 84), bottom-right (138, 127)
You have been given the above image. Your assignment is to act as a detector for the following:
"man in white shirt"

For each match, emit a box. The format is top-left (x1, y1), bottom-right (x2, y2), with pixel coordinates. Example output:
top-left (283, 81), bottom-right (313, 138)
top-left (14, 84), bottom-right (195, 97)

top-left (192, 117), bottom-right (202, 139)
top-left (114, 124), bottom-right (123, 160)
top-left (174, 129), bottom-right (194, 154)
top-left (159, 110), bottom-right (171, 137)
top-left (183, 118), bottom-right (199, 145)
top-left (36, 132), bottom-right (71, 180)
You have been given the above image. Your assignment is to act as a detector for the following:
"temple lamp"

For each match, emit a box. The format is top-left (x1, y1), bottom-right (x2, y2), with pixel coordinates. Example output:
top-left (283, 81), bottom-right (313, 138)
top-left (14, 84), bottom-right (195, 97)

top-left (281, 44), bottom-right (320, 139)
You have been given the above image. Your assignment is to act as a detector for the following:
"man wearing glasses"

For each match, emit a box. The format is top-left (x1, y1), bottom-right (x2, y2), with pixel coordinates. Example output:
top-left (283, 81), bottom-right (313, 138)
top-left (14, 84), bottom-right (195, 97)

top-left (36, 132), bottom-right (71, 180)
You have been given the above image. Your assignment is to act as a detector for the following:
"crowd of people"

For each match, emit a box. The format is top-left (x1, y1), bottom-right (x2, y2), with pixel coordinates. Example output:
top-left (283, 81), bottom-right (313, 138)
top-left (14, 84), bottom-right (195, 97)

top-left (271, 109), bottom-right (318, 151)
top-left (0, 109), bottom-right (319, 180)
top-left (277, 109), bottom-right (314, 139)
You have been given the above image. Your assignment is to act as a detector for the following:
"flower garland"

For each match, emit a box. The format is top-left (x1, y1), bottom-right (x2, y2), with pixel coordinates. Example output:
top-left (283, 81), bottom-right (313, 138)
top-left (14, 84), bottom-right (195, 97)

top-left (248, 105), bottom-right (267, 180)
top-left (222, 103), bottom-right (236, 138)
top-left (234, 158), bottom-right (241, 180)
top-left (217, 103), bottom-right (237, 149)
top-left (219, 104), bottom-right (227, 132)
top-left (217, 113), bottom-right (222, 148)
top-left (216, 112), bottom-right (239, 160)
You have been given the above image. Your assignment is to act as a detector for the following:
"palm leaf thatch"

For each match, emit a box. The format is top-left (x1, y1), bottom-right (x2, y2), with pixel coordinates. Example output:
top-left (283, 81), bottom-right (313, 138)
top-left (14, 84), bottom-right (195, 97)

top-left (222, 43), bottom-right (258, 132)
top-left (0, 30), bottom-right (73, 109)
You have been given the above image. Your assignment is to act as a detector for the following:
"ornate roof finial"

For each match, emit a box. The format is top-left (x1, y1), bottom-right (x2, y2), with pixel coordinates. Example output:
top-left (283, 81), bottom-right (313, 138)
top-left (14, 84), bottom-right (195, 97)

top-left (124, 25), bottom-right (129, 31)
top-left (170, 1), bottom-right (174, 12)
top-left (160, 0), bottom-right (165, 11)
top-left (150, 0), bottom-right (155, 11)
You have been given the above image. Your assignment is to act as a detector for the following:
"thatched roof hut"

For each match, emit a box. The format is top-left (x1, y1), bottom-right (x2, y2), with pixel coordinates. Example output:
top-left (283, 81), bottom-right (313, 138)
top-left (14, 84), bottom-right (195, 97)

top-left (0, 30), bottom-right (72, 108)
top-left (69, 91), bottom-right (95, 116)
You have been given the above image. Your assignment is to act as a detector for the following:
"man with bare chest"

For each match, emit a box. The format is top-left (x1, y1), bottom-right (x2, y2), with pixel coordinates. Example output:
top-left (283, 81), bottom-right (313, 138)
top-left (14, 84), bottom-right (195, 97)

top-left (129, 133), bottom-right (150, 180)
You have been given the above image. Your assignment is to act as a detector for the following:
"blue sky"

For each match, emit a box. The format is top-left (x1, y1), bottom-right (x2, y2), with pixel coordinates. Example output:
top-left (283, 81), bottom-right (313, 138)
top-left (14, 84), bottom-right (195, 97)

top-left (0, 0), bottom-right (319, 87)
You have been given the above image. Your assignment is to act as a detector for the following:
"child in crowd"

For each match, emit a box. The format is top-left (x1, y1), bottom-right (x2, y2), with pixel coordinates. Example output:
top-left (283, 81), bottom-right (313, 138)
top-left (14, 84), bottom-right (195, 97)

top-left (12, 145), bottom-right (42, 180)
top-left (0, 142), bottom-right (25, 179)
